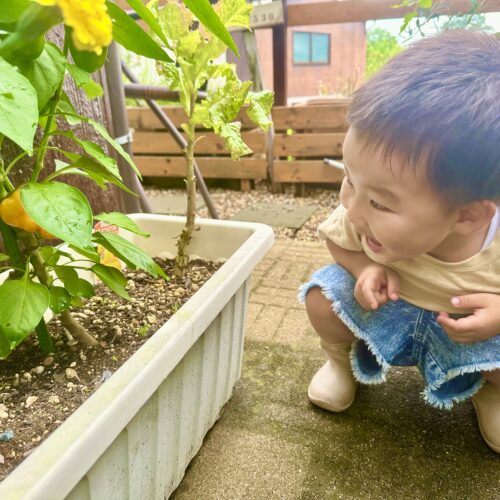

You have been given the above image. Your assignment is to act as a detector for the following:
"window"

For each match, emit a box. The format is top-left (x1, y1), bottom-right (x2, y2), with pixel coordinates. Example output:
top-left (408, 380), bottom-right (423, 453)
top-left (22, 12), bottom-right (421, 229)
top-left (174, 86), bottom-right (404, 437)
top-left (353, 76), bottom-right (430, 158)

top-left (293, 31), bottom-right (330, 65)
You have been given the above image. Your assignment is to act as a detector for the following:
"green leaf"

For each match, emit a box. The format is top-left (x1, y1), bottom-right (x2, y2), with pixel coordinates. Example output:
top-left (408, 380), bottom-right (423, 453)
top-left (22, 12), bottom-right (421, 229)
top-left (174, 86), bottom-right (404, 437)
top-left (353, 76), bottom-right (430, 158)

top-left (68, 244), bottom-right (100, 263)
top-left (17, 43), bottom-right (66, 110)
top-left (0, 253), bottom-right (9, 262)
top-left (93, 231), bottom-right (167, 279)
top-left (94, 212), bottom-right (150, 238)
top-left (158, 3), bottom-right (192, 44)
top-left (91, 263), bottom-right (130, 300)
top-left (106, 1), bottom-right (171, 62)
top-left (216, 0), bottom-right (253, 30)
top-left (0, 0), bottom-right (30, 24)
top-left (57, 130), bottom-right (121, 178)
top-left (49, 285), bottom-right (72, 314)
top-left (0, 56), bottom-right (38, 153)
top-left (400, 12), bottom-right (417, 33)
top-left (125, 0), bottom-right (171, 48)
top-left (418, 0), bottom-right (433, 9)
top-left (61, 156), bottom-right (137, 196)
top-left (85, 117), bottom-right (142, 178)
top-left (55, 266), bottom-right (94, 298)
top-left (0, 277), bottom-right (50, 358)
top-left (21, 182), bottom-right (93, 250)
top-left (66, 63), bottom-right (103, 99)
top-left (246, 90), bottom-right (274, 132)
top-left (57, 91), bottom-right (81, 125)
top-left (194, 67), bottom-right (251, 130)
top-left (219, 122), bottom-right (252, 160)
top-left (183, 0), bottom-right (239, 56)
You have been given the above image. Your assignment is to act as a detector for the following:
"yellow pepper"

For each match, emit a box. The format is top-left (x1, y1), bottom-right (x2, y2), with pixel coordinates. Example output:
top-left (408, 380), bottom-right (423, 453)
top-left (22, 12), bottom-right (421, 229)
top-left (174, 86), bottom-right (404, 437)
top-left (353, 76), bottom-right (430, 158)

top-left (0, 190), bottom-right (56, 239)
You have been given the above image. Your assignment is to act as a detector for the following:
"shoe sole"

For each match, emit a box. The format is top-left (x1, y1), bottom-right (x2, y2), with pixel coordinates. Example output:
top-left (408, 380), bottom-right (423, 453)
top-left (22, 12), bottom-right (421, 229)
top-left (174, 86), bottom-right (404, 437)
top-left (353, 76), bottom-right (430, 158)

top-left (472, 399), bottom-right (500, 454)
top-left (307, 387), bottom-right (356, 413)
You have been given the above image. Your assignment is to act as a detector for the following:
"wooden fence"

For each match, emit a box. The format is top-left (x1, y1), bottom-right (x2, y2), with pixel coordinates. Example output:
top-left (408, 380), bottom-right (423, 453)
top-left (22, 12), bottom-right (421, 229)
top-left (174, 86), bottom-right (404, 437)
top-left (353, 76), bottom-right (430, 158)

top-left (127, 99), bottom-right (348, 190)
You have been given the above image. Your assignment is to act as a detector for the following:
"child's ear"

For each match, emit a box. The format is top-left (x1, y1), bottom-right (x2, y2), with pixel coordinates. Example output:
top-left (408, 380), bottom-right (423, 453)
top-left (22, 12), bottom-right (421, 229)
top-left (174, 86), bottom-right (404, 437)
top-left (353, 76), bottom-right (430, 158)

top-left (454, 200), bottom-right (497, 235)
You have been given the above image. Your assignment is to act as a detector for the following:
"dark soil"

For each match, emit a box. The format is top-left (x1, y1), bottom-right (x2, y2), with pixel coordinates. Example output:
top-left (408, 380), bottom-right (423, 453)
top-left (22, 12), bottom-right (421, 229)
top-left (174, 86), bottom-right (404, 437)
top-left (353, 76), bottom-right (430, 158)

top-left (0, 257), bottom-right (220, 480)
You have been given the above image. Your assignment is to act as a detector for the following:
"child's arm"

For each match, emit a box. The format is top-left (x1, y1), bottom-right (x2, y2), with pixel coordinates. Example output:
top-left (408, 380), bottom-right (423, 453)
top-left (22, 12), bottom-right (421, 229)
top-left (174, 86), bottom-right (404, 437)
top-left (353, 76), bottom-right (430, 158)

top-left (326, 239), bottom-right (400, 310)
top-left (437, 293), bottom-right (500, 343)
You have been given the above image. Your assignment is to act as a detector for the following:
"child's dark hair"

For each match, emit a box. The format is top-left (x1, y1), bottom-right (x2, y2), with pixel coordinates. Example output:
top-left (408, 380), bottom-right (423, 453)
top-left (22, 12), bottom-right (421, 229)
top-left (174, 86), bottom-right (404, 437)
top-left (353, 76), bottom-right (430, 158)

top-left (348, 30), bottom-right (500, 206)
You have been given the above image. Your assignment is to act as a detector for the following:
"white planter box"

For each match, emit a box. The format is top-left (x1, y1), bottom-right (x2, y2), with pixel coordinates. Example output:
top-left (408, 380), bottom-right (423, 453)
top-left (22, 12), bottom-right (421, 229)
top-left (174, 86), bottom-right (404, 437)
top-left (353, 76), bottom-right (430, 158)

top-left (0, 215), bottom-right (274, 500)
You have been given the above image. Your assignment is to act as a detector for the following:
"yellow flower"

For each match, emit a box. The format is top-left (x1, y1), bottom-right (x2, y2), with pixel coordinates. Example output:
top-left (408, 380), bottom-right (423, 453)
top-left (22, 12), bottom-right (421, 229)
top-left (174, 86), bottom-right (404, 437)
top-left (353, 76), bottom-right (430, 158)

top-left (35, 0), bottom-right (112, 55)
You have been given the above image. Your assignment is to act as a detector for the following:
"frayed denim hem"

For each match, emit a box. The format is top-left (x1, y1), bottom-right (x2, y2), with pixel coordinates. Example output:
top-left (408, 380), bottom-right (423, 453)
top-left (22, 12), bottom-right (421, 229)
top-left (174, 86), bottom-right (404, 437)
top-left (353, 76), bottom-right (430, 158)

top-left (422, 377), bottom-right (484, 410)
top-left (423, 359), bottom-right (500, 410)
top-left (350, 341), bottom-right (386, 384)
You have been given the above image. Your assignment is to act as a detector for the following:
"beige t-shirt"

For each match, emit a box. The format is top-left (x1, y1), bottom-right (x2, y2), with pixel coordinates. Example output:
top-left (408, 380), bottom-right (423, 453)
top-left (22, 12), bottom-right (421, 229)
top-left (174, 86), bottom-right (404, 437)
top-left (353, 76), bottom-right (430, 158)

top-left (318, 205), bottom-right (500, 313)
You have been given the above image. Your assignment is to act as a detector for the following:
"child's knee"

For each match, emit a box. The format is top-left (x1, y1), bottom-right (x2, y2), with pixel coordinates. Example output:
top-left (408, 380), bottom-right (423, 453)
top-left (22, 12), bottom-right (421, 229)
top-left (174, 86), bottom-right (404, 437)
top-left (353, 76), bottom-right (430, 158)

top-left (305, 287), bottom-right (337, 322)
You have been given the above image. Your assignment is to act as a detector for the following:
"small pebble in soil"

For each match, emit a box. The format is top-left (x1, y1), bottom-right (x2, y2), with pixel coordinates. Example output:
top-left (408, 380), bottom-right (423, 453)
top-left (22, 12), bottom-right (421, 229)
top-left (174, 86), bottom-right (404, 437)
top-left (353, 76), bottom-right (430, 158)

top-left (65, 368), bottom-right (78, 380)
top-left (48, 396), bottom-right (60, 404)
top-left (0, 430), bottom-right (14, 441)
top-left (100, 370), bottom-right (113, 384)
top-left (25, 396), bottom-right (38, 408)
top-left (34, 366), bottom-right (44, 375)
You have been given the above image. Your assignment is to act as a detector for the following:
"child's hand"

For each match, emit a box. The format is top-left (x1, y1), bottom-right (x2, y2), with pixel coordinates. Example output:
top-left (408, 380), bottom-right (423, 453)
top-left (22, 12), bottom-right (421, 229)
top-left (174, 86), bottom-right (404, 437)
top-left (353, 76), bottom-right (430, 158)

top-left (354, 264), bottom-right (400, 311)
top-left (437, 293), bottom-right (500, 343)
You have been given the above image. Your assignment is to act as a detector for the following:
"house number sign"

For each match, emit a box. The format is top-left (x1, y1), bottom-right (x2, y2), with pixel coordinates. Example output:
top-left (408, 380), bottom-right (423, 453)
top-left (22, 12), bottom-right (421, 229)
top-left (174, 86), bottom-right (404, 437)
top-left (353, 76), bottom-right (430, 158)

top-left (250, 1), bottom-right (284, 28)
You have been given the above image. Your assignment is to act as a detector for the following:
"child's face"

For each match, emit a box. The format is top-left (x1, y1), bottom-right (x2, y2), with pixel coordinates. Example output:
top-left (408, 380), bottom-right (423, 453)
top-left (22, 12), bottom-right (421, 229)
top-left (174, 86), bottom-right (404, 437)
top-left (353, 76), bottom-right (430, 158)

top-left (340, 127), bottom-right (459, 263)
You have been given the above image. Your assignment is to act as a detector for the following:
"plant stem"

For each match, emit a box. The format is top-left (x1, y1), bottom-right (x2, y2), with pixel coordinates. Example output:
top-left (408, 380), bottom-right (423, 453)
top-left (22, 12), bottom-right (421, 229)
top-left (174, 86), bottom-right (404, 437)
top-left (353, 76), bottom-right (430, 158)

top-left (175, 92), bottom-right (197, 278)
top-left (30, 36), bottom-right (69, 183)
top-left (30, 246), bottom-right (98, 347)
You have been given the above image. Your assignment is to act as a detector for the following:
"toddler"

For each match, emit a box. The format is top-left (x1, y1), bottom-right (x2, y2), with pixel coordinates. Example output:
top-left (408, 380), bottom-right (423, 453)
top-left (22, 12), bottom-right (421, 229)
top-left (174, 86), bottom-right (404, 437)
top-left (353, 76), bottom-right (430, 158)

top-left (299, 30), bottom-right (500, 453)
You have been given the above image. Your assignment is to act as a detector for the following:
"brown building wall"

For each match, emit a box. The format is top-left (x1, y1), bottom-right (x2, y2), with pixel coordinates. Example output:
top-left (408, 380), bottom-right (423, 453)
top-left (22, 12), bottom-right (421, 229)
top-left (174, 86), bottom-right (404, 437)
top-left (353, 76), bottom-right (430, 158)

top-left (255, 22), bottom-right (366, 99)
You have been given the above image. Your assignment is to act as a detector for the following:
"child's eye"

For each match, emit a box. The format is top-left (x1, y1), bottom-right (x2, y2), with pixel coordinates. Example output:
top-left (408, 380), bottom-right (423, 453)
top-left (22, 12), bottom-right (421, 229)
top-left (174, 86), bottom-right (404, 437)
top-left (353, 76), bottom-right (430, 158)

top-left (345, 177), bottom-right (354, 187)
top-left (370, 199), bottom-right (390, 211)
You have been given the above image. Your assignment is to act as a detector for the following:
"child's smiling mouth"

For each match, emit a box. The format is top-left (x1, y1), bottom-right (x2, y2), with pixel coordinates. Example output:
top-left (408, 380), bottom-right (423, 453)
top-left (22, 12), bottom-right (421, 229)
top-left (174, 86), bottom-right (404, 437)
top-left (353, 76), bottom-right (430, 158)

top-left (365, 235), bottom-right (383, 252)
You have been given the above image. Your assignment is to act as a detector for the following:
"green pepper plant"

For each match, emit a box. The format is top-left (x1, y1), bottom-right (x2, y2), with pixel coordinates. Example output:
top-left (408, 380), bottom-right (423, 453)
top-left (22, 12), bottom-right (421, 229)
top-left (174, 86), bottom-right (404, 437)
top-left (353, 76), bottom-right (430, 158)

top-left (151, 0), bottom-right (274, 277)
top-left (0, 0), bottom-right (241, 358)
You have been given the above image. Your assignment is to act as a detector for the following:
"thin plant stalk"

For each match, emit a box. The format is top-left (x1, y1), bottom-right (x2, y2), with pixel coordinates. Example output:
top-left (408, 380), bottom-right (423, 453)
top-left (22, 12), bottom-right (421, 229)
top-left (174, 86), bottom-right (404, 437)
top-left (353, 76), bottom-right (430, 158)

top-left (175, 92), bottom-right (197, 277)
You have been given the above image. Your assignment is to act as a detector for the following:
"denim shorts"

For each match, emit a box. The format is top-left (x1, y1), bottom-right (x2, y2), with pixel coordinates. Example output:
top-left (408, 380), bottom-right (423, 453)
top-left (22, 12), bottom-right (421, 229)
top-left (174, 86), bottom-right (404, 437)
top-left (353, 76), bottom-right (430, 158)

top-left (298, 264), bottom-right (500, 409)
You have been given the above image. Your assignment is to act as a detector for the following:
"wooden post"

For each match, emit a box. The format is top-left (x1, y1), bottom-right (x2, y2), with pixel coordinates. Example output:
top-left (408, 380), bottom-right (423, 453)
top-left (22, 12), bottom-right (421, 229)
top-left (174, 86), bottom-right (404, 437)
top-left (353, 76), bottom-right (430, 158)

top-left (272, 0), bottom-right (287, 106)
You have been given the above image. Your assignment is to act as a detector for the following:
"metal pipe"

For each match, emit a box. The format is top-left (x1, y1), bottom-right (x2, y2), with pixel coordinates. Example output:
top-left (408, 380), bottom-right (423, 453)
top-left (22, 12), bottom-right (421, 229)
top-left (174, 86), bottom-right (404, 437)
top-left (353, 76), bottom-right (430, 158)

top-left (124, 84), bottom-right (208, 102)
top-left (104, 42), bottom-right (152, 213)
top-left (122, 62), bottom-right (220, 220)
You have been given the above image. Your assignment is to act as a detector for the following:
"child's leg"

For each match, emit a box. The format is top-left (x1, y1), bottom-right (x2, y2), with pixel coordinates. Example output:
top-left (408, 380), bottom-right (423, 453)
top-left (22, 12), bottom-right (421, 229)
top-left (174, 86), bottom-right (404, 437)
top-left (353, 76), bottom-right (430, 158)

top-left (304, 287), bottom-right (355, 344)
top-left (483, 369), bottom-right (500, 388)
top-left (305, 287), bottom-right (357, 412)
top-left (473, 369), bottom-right (500, 454)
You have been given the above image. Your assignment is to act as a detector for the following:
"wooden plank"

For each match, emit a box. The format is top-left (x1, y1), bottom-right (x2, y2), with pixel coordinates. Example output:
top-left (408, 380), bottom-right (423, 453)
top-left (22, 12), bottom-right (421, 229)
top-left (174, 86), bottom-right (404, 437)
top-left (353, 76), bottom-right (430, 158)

top-left (133, 131), bottom-right (267, 156)
top-left (273, 160), bottom-right (344, 183)
top-left (127, 106), bottom-right (258, 131)
top-left (272, 104), bottom-right (349, 131)
top-left (274, 132), bottom-right (345, 157)
top-left (288, 0), bottom-right (500, 26)
top-left (135, 156), bottom-right (267, 179)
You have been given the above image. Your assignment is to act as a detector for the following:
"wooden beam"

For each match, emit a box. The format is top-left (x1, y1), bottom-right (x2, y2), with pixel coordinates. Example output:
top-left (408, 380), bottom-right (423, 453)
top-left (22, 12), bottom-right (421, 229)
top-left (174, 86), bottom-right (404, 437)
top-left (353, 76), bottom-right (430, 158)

top-left (273, 160), bottom-right (344, 183)
top-left (287, 0), bottom-right (500, 26)
top-left (273, 0), bottom-right (288, 106)
top-left (135, 156), bottom-right (267, 179)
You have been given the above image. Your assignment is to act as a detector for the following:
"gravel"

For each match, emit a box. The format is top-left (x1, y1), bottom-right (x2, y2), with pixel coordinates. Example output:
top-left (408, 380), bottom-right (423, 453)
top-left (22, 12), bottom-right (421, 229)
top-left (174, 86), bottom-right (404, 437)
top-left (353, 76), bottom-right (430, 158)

top-left (146, 181), bottom-right (340, 241)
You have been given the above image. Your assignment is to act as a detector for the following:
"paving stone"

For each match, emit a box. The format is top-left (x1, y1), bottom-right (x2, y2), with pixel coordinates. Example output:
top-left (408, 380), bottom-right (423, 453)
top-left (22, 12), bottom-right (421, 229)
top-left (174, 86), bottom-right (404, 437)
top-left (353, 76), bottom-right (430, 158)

top-left (229, 203), bottom-right (319, 229)
top-left (147, 193), bottom-right (205, 215)
top-left (274, 308), bottom-right (315, 346)
top-left (245, 305), bottom-right (286, 342)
